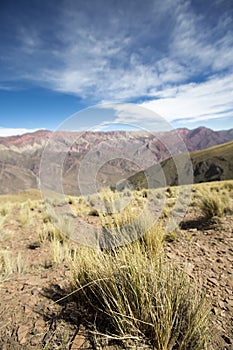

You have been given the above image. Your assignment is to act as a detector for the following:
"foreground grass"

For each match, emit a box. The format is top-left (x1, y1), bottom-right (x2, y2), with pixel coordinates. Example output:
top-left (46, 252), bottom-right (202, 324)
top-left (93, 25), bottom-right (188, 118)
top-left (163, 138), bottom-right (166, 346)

top-left (1, 182), bottom-right (232, 347)
top-left (68, 213), bottom-right (212, 349)
top-left (189, 181), bottom-right (232, 222)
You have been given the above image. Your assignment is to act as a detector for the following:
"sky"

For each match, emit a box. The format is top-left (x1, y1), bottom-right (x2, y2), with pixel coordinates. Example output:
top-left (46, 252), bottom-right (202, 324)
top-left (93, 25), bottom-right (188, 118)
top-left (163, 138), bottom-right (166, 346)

top-left (0, 0), bottom-right (233, 135)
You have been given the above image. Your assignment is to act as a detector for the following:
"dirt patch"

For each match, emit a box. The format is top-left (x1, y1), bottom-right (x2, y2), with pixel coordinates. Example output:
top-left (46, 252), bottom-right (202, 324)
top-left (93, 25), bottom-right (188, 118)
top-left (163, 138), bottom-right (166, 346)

top-left (0, 201), bottom-right (232, 349)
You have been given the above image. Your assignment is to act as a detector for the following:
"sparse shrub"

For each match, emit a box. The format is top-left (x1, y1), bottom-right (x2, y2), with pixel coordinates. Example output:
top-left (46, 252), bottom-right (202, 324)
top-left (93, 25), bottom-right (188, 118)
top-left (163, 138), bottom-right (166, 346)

top-left (70, 241), bottom-right (212, 349)
top-left (97, 188), bottom-right (129, 215)
top-left (223, 181), bottom-right (233, 191)
top-left (166, 198), bottom-right (176, 208)
top-left (89, 199), bottom-right (96, 207)
top-left (155, 190), bottom-right (163, 199)
top-left (123, 189), bottom-right (131, 197)
top-left (66, 204), bottom-right (213, 349)
top-left (164, 230), bottom-right (178, 242)
top-left (38, 224), bottom-right (49, 243)
top-left (197, 191), bottom-right (231, 219)
top-left (0, 250), bottom-right (26, 277)
top-left (0, 207), bottom-right (8, 216)
top-left (48, 222), bottom-right (67, 243)
top-left (50, 239), bottom-right (73, 265)
top-left (99, 205), bottom-right (150, 248)
top-left (0, 216), bottom-right (7, 228)
top-left (0, 229), bottom-right (13, 242)
top-left (42, 213), bottom-right (53, 223)
top-left (161, 206), bottom-right (171, 218)
top-left (19, 205), bottom-right (30, 226)
top-left (77, 197), bottom-right (84, 204)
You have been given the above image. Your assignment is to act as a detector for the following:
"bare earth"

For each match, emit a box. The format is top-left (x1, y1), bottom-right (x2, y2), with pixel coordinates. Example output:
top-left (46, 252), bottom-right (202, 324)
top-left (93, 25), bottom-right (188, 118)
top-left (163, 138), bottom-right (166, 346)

top-left (0, 204), bottom-right (232, 349)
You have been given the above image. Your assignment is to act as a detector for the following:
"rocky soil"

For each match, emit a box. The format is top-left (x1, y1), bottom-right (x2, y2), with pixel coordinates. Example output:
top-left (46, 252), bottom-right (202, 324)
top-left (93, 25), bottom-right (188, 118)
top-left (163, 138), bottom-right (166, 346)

top-left (0, 203), bottom-right (232, 349)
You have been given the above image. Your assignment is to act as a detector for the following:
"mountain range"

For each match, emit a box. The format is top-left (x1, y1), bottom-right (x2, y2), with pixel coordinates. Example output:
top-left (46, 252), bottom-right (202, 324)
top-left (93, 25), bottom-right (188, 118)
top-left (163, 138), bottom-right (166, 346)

top-left (0, 126), bottom-right (233, 194)
top-left (123, 141), bottom-right (233, 190)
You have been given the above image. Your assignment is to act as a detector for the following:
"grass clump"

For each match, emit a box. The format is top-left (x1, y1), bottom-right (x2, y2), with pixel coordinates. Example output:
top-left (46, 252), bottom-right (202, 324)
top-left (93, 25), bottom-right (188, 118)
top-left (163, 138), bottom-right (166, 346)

top-left (197, 190), bottom-right (231, 220)
top-left (50, 238), bottom-right (74, 266)
top-left (164, 230), bottom-right (178, 242)
top-left (69, 223), bottom-right (212, 349)
top-left (0, 207), bottom-right (8, 217)
top-left (0, 250), bottom-right (26, 278)
top-left (19, 204), bottom-right (30, 226)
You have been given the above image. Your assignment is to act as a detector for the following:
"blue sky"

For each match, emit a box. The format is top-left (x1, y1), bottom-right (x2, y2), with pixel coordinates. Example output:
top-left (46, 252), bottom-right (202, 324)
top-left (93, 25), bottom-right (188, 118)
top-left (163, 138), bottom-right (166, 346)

top-left (0, 0), bottom-right (233, 135)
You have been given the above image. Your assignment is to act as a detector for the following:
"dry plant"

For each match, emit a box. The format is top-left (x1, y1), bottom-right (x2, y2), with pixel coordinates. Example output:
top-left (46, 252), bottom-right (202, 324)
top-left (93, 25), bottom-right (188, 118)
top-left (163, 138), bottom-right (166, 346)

top-left (0, 203), bottom-right (11, 228)
top-left (197, 189), bottom-right (231, 219)
top-left (0, 206), bottom-right (9, 217)
top-left (67, 211), bottom-right (212, 349)
top-left (38, 221), bottom-right (68, 244)
top-left (0, 229), bottom-right (14, 242)
top-left (0, 250), bottom-right (26, 278)
top-left (19, 204), bottom-right (30, 226)
top-left (50, 238), bottom-right (74, 265)
top-left (69, 246), bottom-right (211, 349)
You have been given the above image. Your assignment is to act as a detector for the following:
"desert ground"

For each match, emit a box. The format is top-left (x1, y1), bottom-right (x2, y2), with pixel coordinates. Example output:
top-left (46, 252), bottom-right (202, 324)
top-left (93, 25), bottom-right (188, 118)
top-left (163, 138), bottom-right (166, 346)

top-left (0, 181), bottom-right (232, 349)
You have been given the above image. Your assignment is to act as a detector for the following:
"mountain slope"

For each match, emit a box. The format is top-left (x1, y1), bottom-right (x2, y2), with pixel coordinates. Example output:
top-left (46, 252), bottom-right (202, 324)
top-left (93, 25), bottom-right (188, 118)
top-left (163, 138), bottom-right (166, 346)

top-left (123, 141), bottom-right (233, 190)
top-left (1, 127), bottom-right (233, 194)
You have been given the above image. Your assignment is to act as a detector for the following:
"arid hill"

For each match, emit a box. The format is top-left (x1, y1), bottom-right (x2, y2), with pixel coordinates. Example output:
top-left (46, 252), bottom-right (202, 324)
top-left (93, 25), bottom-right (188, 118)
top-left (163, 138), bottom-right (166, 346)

top-left (1, 127), bottom-right (233, 194)
top-left (123, 141), bottom-right (233, 190)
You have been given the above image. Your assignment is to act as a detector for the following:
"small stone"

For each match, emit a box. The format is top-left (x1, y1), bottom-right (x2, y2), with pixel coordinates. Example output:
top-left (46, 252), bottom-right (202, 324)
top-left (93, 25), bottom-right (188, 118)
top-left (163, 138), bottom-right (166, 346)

top-left (35, 318), bottom-right (46, 331)
top-left (30, 335), bottom-right (42, 346)
top-left (71, 325), bottom-right (90, 349)
top-left (193, 257), bottom-right (202, 263)
top-left (17, 325), bottom-right (29, 344)
top-left (185, 262), bottom-right (194, 276)
top-left (31, 287), bottom-right (40, 295)
top-left (226, 299), bottom-right (233, 307)
top-left (207, 277), bottom-right (219, 286)
top-left (218, 300), bottom-right (226, 309)
top-left (34, 302), bottom-right (44, 313)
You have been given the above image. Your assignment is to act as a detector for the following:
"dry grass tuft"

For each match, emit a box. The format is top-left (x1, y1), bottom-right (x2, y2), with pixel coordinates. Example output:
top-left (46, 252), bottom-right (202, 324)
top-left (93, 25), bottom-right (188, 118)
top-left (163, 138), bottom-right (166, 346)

top-left (197, 190), bottom-right (231, 220)
top-left (0, 250), bottom-right (26, 278)
top-left (67, 210), bottom-right (212, 349)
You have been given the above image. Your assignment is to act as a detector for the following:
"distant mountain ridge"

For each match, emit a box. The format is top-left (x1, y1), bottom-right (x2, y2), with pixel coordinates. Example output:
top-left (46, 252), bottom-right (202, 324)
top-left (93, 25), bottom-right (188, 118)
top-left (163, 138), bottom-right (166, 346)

top-left (0, 126), bottom-right (232, 149)
top-left (0, 126), bottom-right (233, 194)
top-left (122, 141), bottom-right (233, 190)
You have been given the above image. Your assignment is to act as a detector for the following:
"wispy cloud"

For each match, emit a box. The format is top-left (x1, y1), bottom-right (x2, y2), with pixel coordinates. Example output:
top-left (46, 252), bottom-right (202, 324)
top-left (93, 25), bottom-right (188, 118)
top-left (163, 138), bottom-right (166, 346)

top-left (140, 73), bottom-right (233, 125)
top-left (101, 103), bottom-right (173, 131)
top-left (97, 73), bottom-right (233, 130)
top-left (0, 0), bottom-right (232, 126)
top-left (0, 128), bottom-right (41, 137)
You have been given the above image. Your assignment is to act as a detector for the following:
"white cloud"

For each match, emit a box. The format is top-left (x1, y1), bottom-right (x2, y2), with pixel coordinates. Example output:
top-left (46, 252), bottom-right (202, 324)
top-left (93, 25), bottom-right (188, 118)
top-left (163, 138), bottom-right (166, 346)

top-left (101, 103), bottom-right (173, 131)
top-left (1, 0), bottom-right (233, 127)
top-left (140, 74), bottom-right (233, 125)
top-left (0, 84), bottom-right (17, 91)
top-left (97, 74), bottom-right (233, 130)
top-left (0, 128), bottom-right (41, 137)
top-left (29, 0), bottom-right (232, 106)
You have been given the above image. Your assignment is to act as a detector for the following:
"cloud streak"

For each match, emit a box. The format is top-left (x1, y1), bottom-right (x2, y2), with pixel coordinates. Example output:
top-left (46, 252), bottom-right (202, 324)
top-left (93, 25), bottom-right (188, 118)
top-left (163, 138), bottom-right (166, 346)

top-left (0, 0), bottom-right (232, 126)
top-left (0, 128), bottom-right (41, 137)
top-left (140, 73), bottom-right (233, 126)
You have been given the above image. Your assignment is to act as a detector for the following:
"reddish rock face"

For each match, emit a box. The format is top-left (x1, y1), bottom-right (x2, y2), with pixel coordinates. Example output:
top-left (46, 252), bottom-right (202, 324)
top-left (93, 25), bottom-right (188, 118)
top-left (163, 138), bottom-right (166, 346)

top-left (0, 127), bottom-right (233, 195)
top-left (1, 127), bottom-right (233, 151)
top-left (0, 130), bottom-right (52, 147)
